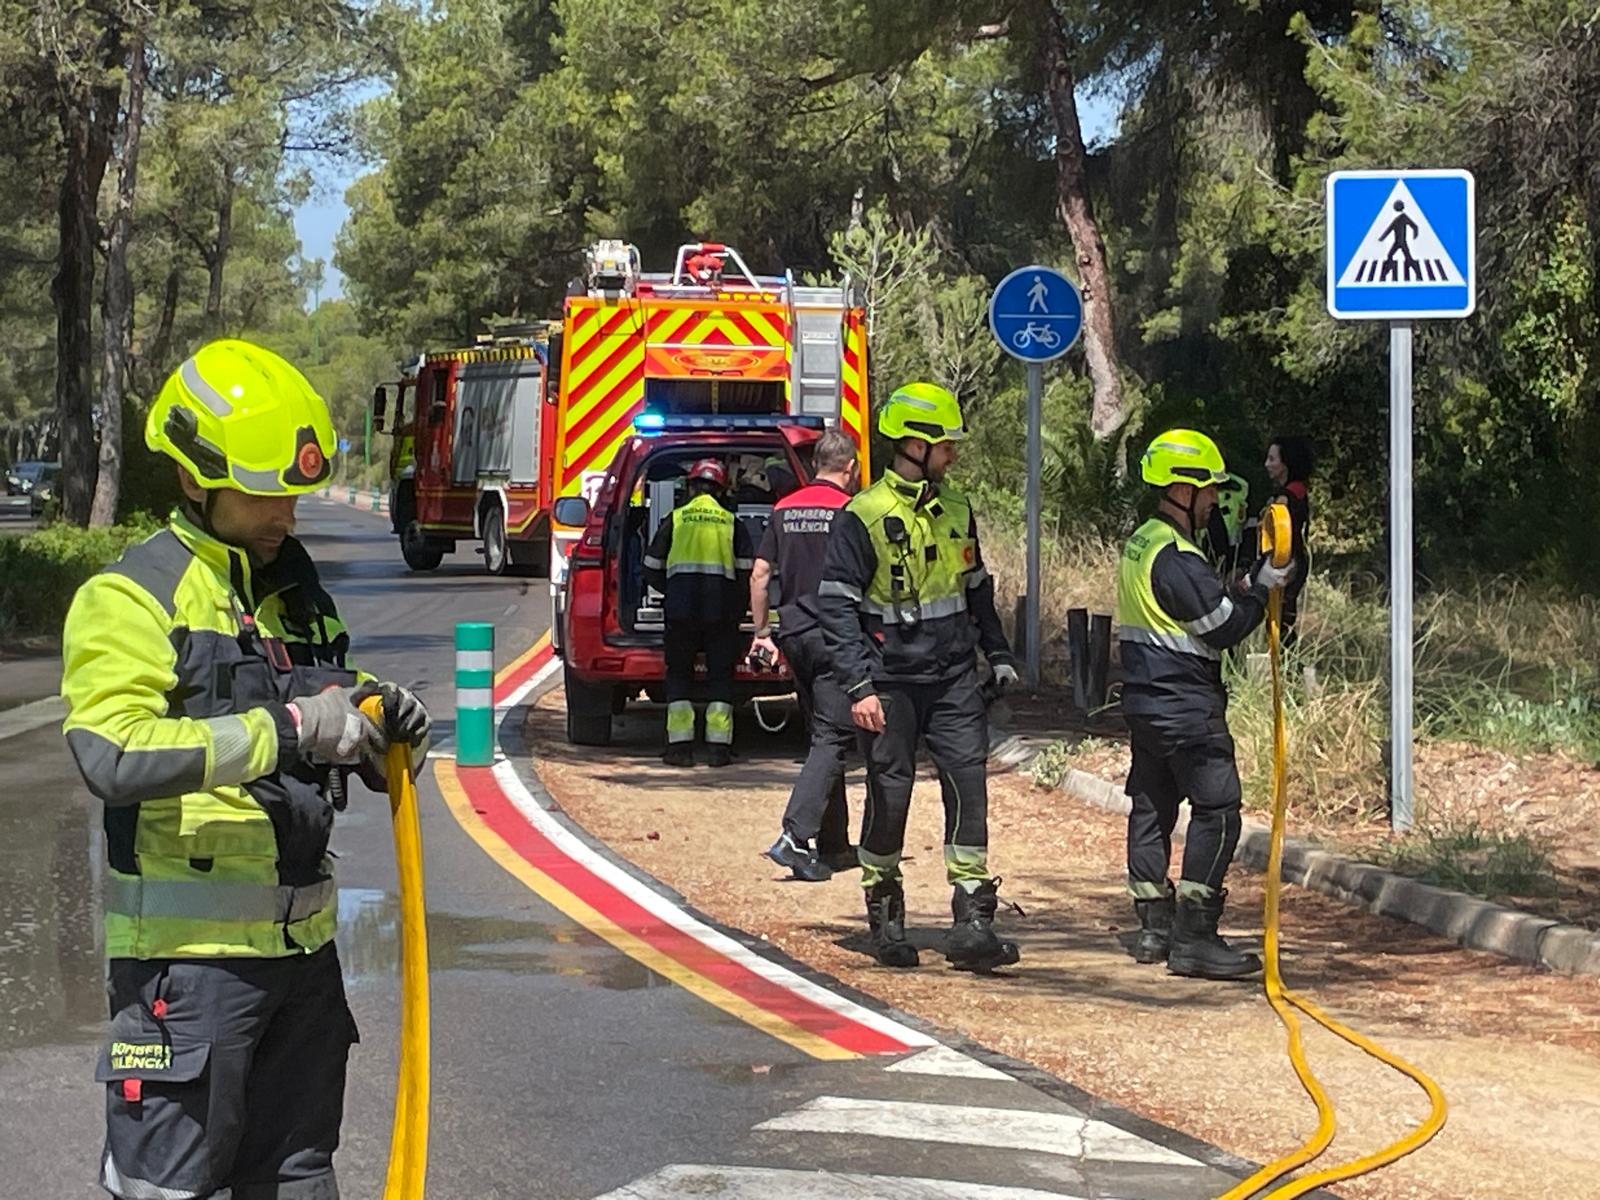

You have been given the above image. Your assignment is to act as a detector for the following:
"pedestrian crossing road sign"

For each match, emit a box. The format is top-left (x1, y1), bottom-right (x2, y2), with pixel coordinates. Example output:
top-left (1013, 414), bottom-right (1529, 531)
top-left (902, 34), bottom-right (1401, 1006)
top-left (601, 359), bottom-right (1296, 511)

top-left (1326, 169), bottom-right (1475, 320)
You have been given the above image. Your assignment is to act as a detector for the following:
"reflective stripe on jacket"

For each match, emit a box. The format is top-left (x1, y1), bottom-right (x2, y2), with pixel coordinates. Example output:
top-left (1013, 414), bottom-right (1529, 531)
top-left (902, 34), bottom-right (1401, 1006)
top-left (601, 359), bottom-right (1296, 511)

top-left (61, 511), bottom-right (367, 959)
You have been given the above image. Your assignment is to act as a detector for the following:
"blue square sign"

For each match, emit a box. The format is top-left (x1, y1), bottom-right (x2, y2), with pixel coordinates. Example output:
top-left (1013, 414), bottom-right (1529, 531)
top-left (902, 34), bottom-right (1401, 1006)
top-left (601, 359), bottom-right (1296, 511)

top-left (1326, 169), bottom-right (1475, 320)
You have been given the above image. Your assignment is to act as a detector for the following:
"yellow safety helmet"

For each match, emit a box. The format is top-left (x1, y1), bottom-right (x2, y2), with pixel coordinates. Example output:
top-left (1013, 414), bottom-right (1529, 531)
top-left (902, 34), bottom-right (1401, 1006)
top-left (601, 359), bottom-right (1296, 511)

top-left (1140, 428), bottom-right (1227, 488)
top-left (878, 382), bottom-right (966, 444)
top-left (146, 339), bottom-right (336, 495)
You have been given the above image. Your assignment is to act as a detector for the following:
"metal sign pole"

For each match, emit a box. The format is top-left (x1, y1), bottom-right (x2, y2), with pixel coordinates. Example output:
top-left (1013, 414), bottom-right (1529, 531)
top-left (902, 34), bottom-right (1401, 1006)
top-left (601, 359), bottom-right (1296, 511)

top-left (1025, 362), bottom-right (1043, 689)
top-left (1389, 319), bottom-right (1415, 831)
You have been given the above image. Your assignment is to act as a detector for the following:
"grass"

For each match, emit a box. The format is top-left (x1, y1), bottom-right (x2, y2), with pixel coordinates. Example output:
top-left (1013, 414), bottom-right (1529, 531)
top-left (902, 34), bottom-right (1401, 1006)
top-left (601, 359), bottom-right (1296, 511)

top-left (1025, 737), bottom-right (1120, 790)
top-left (980, 519), bottom-right (1600, 828)
top-left (1369, 822), bottom-right (1560, 901)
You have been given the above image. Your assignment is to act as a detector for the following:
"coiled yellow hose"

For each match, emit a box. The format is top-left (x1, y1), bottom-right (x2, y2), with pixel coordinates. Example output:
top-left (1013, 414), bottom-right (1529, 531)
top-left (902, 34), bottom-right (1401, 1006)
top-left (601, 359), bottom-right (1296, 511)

top-left (362, 696), bottom-right (431, 1199)
top-left (1217, 504), bottom-right (1446, 1200)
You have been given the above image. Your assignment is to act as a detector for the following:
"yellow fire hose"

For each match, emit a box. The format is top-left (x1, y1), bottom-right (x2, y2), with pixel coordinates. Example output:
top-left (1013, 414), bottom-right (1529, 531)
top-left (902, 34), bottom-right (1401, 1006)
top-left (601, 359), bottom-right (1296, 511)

top-left (1217, 503), bottom-right (1447, 1200)
top-left (359, 696), bottom-right (431, 1199)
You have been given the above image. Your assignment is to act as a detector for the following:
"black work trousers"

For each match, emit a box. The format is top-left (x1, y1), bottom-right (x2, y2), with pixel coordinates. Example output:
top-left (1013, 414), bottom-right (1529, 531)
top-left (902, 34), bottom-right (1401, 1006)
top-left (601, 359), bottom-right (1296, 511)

top-left (860, 669), bottom-right (991, 884)
top-left (777, 626), bottom-right (855, 853)
top-left (1124, 712), bottom-right (1244, 893)
top-left (663, 618), bottom-right (744, 705)
top-left (98, 943), bottom-right (356, 1199)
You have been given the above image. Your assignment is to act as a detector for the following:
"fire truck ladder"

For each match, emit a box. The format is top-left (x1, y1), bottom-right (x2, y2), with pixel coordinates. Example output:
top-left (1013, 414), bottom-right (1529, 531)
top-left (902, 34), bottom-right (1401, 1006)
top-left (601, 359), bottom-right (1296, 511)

top-left (785, 270), bottom-right (853, 418)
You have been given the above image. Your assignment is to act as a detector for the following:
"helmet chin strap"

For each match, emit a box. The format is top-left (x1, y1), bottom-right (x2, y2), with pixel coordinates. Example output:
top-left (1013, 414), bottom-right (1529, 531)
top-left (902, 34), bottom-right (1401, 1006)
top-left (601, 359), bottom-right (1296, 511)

top-left (181, 491), bottom-right (220, 538)
top-left (1162, 484), bottom-right (1202, 537)
top-left (184, 489), bottom-right (263, 566)
top-left (894, 438), bottom-right (933, 481)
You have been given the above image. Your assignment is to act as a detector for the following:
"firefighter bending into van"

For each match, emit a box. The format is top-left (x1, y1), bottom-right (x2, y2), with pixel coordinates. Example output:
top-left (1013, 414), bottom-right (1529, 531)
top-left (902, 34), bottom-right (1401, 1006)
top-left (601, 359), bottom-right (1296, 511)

top-left (818, 383), bottom-right (1021, 971)
top-left (60, 339), bottom-right (430, 1198)
top-left (644, 457), bottom-right (755, 767)
top-left (1116, 429), bottom-right (1295, 979)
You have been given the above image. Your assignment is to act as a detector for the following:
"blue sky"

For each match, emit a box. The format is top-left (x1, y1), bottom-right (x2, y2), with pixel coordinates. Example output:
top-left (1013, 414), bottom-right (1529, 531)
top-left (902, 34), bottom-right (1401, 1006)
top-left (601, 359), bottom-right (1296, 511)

top-left (292, 87), bottom-right (1121, 302)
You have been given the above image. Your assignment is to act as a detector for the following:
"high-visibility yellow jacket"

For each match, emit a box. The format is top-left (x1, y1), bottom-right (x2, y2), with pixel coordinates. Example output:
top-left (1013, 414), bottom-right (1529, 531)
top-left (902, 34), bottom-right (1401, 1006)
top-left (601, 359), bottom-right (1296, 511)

top-left (1116, 514), bottom-right (1266, 723)
top-left (62, 511), bottom-right (368, 960)
top-left (818, 469), bottom-right (1012, 694)
top-left (642, 492), bottom-right (754, 623)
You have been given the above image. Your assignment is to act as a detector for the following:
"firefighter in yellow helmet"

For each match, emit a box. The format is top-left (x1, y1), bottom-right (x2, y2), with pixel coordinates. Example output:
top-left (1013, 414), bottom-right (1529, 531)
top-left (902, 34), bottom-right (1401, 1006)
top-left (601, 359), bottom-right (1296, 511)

top-left (1116, 429), bottom-right (1294, 979)
top-left (817, 383), bottom-right (1021, 971)
top-left (60, 339), bottom-right (430, 1199)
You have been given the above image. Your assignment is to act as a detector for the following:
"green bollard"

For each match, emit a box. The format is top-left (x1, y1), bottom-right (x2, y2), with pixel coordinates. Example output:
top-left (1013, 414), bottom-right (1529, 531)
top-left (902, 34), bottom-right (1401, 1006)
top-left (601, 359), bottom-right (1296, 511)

top-left (456, 622), bottom-right (495, 766)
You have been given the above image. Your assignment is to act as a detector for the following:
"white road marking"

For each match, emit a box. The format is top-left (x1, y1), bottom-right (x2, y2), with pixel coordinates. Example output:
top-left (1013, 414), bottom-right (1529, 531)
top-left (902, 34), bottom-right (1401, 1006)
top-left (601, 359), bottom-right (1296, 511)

top-left (0, 696), bottom-right (65, 743)
top-left (886, 1045), bottom-right (1013, 1082)
top-left (755, 1096), bottom-right (1201, 1167)
top-left (595, 1164), bottom-right (1088, 1199)
top-left (489, 757), bottom-right (936, 1051)
top-left (496, 653), bottom-right (562, 711)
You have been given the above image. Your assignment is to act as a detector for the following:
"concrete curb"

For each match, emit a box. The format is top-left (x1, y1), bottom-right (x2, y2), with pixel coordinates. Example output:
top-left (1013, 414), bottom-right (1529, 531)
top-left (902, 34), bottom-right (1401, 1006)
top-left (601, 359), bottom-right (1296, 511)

top-left (988, 730), bottom-right (1600, 978)
top-left (315, 484), bottom-right (389, 516)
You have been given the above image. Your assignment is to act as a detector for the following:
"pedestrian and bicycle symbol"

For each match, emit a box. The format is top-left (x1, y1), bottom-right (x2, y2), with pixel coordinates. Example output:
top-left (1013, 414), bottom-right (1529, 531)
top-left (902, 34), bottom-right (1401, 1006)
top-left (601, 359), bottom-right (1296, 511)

top-left (1326, 169), bottom-right (1475, 320)
top-left (989, 265), bottom-right (1083, 362)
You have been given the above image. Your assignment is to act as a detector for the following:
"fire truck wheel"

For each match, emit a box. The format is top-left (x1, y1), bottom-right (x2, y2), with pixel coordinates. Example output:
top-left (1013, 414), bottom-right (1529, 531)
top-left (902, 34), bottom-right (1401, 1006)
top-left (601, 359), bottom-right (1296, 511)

top-left (564, 666), bottom-right (614, 746)
top-left (483, 506), bottom-right (510, 576)
top-left (400, 519), bottom-right (444, 571)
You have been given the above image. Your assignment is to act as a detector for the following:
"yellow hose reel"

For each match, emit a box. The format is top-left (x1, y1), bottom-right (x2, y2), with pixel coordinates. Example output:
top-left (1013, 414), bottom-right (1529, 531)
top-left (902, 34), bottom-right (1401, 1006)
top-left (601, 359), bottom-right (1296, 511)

top-left (1259, 499), bottom-right (1294, 569)
top-left (1220, 504), bottom-right (1446, 1199)
top-left (359, 696), bottom-right (431, 1200)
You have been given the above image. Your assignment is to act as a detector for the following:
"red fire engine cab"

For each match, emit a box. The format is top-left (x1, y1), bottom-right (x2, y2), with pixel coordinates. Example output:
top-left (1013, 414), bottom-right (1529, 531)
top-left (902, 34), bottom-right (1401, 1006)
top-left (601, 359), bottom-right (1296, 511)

top-left (371, 326), bottom-right (557, 575)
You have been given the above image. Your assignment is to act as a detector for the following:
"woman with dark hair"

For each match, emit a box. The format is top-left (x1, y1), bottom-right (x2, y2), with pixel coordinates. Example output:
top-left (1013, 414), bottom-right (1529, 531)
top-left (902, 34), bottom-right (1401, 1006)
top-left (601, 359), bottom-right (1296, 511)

top-left (1264, 435), bottom-right (1314, 644)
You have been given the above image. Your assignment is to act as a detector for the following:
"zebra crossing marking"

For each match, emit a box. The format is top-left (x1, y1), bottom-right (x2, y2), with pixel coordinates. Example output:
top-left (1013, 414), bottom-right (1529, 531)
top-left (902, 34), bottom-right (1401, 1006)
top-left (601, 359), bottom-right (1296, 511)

top-left (885, 1045), bottom-right (1013, 1082)
top-left (594, 1164), bottom-right (1089, 1199)
top-left (755, 1095), bottom-right (1203, 1168)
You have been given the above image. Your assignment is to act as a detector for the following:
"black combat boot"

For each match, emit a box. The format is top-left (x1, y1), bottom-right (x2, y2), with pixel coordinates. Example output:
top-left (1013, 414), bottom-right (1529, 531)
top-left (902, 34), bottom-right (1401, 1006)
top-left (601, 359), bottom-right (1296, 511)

top-left (662, 743), bottom-right (694, 767)
top-left (1167, 888), bottom-right (1261, 980)
top-left (1132, 886), bottom-right (1175, 964)
top-left (819, 844), bottom-right (861, 874)
top-left (706, 744), bottom-right (733, 768)
top-left (946, 879), bottom-right (1021, 972)
top-left (864, 880), bottom-right (919, 968)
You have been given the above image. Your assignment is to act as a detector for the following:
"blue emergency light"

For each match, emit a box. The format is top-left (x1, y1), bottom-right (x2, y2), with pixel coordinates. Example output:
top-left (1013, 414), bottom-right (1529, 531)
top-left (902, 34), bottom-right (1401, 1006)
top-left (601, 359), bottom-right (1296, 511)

top-left (634, 413), bottom-right (825, 433)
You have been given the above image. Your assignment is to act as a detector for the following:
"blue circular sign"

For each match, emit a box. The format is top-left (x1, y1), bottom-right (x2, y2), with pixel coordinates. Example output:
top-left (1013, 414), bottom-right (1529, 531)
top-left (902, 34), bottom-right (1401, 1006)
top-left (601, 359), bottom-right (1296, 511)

top-left (988, 265), bottom-right (1083, 363)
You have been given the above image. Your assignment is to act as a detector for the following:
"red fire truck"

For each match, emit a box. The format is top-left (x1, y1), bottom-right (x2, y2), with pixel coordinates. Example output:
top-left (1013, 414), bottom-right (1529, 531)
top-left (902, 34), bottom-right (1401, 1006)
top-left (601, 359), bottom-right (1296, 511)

top-left (547, 240), bottom-right (871, 743)
top-left (371, 326), bottom-right (558, 574)
top-left (372, 239), bottom-right (872, 743)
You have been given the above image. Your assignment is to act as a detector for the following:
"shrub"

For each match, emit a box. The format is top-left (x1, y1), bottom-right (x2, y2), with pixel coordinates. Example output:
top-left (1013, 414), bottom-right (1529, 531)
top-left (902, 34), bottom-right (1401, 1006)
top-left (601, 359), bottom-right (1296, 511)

top-left (0, 517), bottom-right (163, 639)
top-left (1370, 822), bottom-right (1559, 901)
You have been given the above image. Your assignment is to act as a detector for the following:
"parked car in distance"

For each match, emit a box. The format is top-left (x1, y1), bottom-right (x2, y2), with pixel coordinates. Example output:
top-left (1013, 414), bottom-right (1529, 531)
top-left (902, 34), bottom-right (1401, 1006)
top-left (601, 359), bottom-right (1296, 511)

top-left (7, 461), bottom-right (53, 496)
top-left (27, 462), bottom-right (60, 517)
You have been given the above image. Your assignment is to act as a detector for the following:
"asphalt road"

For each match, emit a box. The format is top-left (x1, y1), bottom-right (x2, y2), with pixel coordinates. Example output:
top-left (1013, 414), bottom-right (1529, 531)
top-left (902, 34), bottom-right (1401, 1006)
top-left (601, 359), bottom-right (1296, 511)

top-left (0, 498), bottom-right (1242, 1200)
top-left (0, 492), bottom-right (39, 534)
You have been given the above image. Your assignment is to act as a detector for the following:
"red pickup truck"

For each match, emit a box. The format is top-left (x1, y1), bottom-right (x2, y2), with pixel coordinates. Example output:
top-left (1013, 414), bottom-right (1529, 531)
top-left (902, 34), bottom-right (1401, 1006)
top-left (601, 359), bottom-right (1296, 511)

top-left (552, 415), bottom-right (831, 745)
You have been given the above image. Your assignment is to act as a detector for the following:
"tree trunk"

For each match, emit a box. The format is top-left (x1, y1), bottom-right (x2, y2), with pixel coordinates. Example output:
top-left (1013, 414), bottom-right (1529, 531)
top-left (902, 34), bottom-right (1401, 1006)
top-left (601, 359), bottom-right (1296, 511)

top-left (205, 172), bottom-right (234, 333)
top-left (91, 31), bottom-right (147, 528)
top-left (1038, 3), bottom-right (1126, 440)
top-left (148, 262), bottom-right (181, 382)
top-left (53, 84), bottom-right (115, 527)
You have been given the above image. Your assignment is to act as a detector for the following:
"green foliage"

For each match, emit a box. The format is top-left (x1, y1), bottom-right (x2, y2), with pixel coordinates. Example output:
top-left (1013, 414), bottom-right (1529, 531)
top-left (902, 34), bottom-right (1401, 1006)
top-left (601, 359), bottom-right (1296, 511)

top-left (0, 517), bottom-right (163, 638)
top-left (1371, 823), bottom-right (1558, 901)
top-left (1027, 741), bottom-right (1076, 790)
